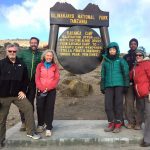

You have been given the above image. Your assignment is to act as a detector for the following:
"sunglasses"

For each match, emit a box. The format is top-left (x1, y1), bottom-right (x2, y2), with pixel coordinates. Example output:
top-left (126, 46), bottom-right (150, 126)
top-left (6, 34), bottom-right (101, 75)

top-left (136, 54), bottom-right (143, 57)
top-left (8, 50), bottom-right (17, 53)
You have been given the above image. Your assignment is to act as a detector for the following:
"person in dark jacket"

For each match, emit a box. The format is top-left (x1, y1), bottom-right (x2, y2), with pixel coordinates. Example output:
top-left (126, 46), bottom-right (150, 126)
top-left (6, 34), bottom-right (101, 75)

top-left (17, 37), bottom-right (42, 131)
top-left (130, 47), bottom-right (150, 147)
top-left (100, 42), bottom-right (129, 133)
top-left (0, 44), bottom-right (40, 148)
top-left (123, 38), bottom-right (142, 130)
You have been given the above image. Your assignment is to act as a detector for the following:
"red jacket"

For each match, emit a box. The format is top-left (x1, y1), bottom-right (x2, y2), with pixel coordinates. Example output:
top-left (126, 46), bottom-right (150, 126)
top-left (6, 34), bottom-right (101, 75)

top-left (130, 59), bottom-right (150, 97)
top-left (35, 62), bottom-right (60, 92)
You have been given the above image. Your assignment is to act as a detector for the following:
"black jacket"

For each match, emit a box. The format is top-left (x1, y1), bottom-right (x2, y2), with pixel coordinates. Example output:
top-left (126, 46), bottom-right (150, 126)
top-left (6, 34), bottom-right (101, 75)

top-left (0, 57), bottom-right (28, 97)
top-left (123, 50), bottom-right (136, 71)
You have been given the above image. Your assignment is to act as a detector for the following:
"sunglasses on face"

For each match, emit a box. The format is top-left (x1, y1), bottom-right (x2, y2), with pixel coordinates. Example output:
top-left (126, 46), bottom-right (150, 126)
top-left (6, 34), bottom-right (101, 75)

top-left (8, 50), bottom-right (17, 53)
top-left (136, 54), bottom-right (143, 57)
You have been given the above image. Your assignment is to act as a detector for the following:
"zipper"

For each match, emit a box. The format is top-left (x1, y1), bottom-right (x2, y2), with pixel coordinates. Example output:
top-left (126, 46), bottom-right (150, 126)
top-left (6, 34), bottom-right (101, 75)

top-left (133, 68), bottom-right (141, 97)
top-left (10, 63), bottom-right (15, 95)
top-left (135, 84), bottom-right (140, 97)
top-left (30, 52), bottom-right (35, 81)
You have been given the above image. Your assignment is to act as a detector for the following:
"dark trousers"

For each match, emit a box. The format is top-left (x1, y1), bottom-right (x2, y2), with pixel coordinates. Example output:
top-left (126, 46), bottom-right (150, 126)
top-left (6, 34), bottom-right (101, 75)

top-left (144, 97), bottom-right (150, 143)
top-left (0, 97), bottom-right (35, 144)
top-left (105, 87), bottom-right (124, 123)
top-left (124, 85), bottom-right (145, 125)
top-left (36, 89), bottom-right (56, 130)
top-left (19, 81), bottom-right (36, 123)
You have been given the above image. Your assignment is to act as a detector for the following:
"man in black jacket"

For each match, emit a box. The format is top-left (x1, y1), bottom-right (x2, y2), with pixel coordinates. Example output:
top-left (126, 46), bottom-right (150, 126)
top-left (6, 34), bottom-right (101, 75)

top-left (0, 44), bottom-right (40, 148)
top-left (123, 38), bottom-right (143, 130)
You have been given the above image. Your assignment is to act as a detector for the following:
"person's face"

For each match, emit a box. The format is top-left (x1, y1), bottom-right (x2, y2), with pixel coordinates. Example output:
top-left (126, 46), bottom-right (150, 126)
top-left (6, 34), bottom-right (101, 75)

top-left (109, 47), bottom-right (117, 55)
top-left (29, 39), bottom-right (39, 51)
top-left (45, 52), bottom-right (53, 62)
top-left (6, 46), bottom-right (17, 60)
top-left (136, 52), bottom-right (144, 62)
top-left (130, 41), bottom-right (138, 51)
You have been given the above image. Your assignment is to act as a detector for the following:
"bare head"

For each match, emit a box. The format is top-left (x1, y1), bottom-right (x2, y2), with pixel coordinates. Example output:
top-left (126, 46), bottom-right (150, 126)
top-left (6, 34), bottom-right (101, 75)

top-left (29, 37), bottom-right (39, 51)
top-left (6, 44), bottom-right (19, 62)
top-left (41, 49), bottom-right (55, 63)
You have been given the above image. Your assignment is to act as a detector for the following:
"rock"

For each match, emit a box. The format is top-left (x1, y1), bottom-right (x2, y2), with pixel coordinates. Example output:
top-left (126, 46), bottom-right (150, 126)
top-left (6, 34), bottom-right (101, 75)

top-left (59, 79), bottom-right (93, 97)
top-left (68, 100), bottom-right (78, 106)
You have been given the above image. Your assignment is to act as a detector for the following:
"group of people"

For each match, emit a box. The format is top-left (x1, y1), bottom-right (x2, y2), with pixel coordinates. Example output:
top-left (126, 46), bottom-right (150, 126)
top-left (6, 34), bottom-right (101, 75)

top-left (0, 37), bottom-right (60, 147)
top-left (0, 37), bottom-right (150, 148)
top-left (100, 38), bottom-right (150, 147)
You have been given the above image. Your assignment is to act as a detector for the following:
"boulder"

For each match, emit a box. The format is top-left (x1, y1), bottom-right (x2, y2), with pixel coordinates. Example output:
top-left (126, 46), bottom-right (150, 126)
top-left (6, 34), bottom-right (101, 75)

top-left (59, 78), bottom-right (92, 97)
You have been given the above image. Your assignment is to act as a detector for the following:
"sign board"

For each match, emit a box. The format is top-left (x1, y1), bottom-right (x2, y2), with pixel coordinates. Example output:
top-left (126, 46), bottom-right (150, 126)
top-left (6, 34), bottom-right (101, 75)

top-left (50, 3), bottom-right (109, 27)
top-left (56, 26), bottom-right (103, 74)
top-left (49, 2), bottom-right (110, 74)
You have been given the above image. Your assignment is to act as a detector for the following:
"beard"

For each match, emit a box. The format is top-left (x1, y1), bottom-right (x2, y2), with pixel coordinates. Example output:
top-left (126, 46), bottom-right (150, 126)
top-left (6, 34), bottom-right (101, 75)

top-left (30, 45), bottom-right (37, 50)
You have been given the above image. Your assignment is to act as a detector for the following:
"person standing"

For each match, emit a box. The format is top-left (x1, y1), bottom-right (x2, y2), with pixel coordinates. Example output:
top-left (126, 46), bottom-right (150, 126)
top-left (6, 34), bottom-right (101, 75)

top-left (130, 47), bottom-right (150, 147)
top-left (0, 44), bottom-right (40, 148)
top-left (17, 37), bottom-right (42, 131)
top-left (35, 50), bottom-right (60, 136)
top-left (123, 38), bottom-right (143, 129)
top-left (100, 42), bottom-right (129, 133)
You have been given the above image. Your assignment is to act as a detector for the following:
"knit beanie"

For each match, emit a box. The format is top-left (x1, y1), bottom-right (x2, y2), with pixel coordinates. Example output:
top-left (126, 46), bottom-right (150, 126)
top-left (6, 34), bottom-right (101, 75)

top-left (135, 46), bottom-right (146, 58)
top-left (129, 38), bottom-right (138, 47)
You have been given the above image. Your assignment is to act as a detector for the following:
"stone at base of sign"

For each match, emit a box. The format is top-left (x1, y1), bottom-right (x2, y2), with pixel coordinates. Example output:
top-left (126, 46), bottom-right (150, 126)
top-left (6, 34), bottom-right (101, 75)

top-left (59, 78), bottom-right (93, 97)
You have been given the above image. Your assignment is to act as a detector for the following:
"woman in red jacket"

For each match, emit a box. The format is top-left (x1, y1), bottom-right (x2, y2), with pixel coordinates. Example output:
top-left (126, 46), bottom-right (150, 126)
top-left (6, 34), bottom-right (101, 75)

top-left (35, 50), bottom-right (60, 137)
top-left (130, 47), bottom-right (150, 147)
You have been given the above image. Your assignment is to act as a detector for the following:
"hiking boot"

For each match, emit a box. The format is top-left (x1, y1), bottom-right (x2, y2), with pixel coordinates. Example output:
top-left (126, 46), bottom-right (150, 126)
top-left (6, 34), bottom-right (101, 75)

top-left (20, 123), bottom-right (26, 131)
top-left (36, 125), bottom-right (46, 133)
top-left (45, 130), bottom-right (52, 137)
top-left (104, 122), bottom-right (115, 132)
top-left (112, 123), bottom-right (122, 133)
top-left (134, 124), bottom-right (141, 130)
top-left (27, 133), bottom-right (41, 140)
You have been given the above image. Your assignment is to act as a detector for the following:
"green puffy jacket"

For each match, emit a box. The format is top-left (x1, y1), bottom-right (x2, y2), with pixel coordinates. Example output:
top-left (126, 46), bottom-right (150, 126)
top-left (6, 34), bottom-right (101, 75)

top-left (100, 42), bottom-right (129, 90)
top-left (17, 48), bottom-right (42, 81)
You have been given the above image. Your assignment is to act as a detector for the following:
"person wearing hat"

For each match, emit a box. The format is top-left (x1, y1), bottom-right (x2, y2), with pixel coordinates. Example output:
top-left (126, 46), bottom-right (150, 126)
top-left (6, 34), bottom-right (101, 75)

top-left (100, 42), bottom-right (129, 133)
top-left (123, 38), bottom-right (141, 129)
top-left (130, 47), bottom-right (150, 147)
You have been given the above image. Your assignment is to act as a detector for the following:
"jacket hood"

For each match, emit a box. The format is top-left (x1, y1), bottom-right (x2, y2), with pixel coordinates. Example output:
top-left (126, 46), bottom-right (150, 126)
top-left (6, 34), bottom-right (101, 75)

top-left (103, 42), bottom-right (120, 61)
top-left (107, 42), bottom-right (120, 55)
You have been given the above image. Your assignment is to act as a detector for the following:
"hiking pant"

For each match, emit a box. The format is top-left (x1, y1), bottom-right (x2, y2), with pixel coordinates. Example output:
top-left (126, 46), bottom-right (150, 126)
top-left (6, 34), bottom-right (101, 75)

top-left (144, 97), bottom-right (150, 143)
top-left (124, 84), bottom-right (145, 125)
top-left (19, 81), bottom-right (36, 123)
top-left (36, 89), bottom-right (56, 130)
top-left (105, 86), bottom-right (124, 123)
top-left (0, 97), bottom-right (35, 144)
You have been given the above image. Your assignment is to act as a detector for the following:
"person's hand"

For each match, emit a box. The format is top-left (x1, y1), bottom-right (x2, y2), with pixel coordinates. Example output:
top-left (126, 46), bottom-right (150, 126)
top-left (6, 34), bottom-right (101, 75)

top-left (123, 87), bottom-right (128, 94)
top-left (18, 91), bottom-right (26, 100)
top-left (101, 90), bottom-right (105, 94)
top-left (43, 88), bottom-right (47, 93)
top-left (148, 93), bottom-right (150, 102)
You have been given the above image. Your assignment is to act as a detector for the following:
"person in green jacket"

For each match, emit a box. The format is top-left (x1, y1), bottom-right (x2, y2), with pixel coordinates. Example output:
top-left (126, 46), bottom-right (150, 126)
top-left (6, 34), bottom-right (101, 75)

top-left (100, 42), bottom-right (129, 133)
top-left (17, 37), bottom-right (42, 131)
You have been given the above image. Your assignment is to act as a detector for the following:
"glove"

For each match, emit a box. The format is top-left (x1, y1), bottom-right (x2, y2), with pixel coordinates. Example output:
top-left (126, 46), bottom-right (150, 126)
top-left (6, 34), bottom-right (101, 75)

top-left (123, 87), bottom-right (128, 94)
top-left (101, 90), bottom-right (105, 94)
